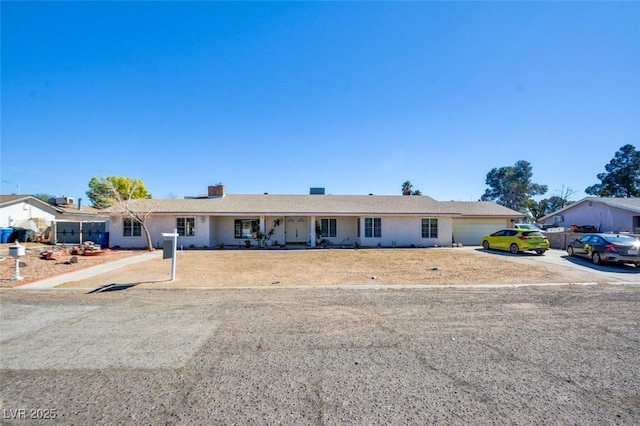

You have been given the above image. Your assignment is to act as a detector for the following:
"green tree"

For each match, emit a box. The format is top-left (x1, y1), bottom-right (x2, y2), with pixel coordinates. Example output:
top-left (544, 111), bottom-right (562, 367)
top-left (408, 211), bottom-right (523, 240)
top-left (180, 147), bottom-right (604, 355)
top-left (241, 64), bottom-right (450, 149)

top-left (585, 144), bottom-right (640, 197)
top-left (402, 181), bottom-right (412, 195)
top-left (401, 180), bottom-right (422, 196)
top-left (526, 199), bottom-right (547, 222)
top-left (528, 185), bottom-right (577, 221)
top-left (527, 196), bottom-right (575, 222)
top-left (87, 176), bottom-right (152, 209)
top-left (87, 176), bottom-right (155, 251)
top-left (480, 160), bottom-right (548, 213)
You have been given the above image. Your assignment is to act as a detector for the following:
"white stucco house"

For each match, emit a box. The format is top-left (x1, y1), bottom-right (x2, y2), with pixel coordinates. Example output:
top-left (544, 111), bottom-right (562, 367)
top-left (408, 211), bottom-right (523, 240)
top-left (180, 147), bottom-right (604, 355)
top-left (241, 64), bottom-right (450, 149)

top-left (107, 185), bottom-right (523, 249)
top-left (540, 197), bottom-right (640, 233)
top-left (0, 195), bottom-right (103, 243)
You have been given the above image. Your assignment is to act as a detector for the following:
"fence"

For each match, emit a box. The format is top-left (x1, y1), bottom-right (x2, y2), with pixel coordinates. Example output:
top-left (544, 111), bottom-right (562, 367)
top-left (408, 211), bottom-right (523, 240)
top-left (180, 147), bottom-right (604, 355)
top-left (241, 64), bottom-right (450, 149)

top-left (545, 231), bottom-right (640, 250)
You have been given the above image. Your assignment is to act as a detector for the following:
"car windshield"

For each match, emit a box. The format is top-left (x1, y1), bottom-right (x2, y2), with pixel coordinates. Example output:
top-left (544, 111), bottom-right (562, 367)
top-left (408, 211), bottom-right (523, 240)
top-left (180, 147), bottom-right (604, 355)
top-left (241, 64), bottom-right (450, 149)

top-left (605, 235), bottom-right (639, 244)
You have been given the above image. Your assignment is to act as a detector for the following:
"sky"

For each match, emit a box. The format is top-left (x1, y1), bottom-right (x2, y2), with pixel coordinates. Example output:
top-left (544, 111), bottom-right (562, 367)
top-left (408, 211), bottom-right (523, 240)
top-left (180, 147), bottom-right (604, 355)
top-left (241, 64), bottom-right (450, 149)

top-left (1, 1), bottom-right (639, 204)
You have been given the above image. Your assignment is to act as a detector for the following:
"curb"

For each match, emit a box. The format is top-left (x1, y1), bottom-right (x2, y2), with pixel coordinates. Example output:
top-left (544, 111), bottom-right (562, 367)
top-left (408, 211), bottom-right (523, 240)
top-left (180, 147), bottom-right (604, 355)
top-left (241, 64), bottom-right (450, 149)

top-left (5, 281), bottom-right (640, 292)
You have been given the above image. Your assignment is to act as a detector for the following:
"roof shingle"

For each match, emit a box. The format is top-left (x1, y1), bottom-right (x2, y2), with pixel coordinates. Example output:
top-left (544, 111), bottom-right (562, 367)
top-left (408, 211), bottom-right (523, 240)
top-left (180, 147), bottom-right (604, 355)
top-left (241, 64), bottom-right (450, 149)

top-left (122, 195), bottom-right (522, 217)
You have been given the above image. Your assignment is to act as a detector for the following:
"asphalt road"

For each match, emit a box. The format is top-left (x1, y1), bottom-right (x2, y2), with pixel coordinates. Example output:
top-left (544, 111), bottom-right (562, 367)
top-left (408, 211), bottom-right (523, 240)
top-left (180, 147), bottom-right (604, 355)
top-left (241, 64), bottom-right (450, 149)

top-left (1, 285), bottom-right (639, 425)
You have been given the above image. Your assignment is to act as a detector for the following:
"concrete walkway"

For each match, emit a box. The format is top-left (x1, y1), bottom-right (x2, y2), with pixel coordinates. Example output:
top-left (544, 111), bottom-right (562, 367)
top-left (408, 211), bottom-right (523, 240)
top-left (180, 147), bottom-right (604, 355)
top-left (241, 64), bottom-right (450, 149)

top-left (15, 251), bottom-right (161, 290)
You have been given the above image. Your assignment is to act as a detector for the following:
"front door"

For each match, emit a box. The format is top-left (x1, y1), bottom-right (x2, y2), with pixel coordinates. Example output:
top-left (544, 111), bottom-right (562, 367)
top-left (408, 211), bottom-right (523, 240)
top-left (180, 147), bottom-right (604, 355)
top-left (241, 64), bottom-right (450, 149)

top-left (285, 217), bottom-right (307, 243)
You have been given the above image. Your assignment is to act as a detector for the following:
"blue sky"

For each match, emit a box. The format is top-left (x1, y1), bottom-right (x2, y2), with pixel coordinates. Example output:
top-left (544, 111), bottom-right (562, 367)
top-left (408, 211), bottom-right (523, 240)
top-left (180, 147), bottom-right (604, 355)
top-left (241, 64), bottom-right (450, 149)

top-left (2, 1), bottom-right (639, 203)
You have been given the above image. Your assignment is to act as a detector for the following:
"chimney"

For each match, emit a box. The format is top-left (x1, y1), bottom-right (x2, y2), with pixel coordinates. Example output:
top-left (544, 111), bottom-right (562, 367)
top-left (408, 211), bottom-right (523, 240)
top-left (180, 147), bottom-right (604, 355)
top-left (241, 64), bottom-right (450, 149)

top-left (208, 184), bottom-right (225, 197)
top-left (78, 198), bottom-right (83, 210)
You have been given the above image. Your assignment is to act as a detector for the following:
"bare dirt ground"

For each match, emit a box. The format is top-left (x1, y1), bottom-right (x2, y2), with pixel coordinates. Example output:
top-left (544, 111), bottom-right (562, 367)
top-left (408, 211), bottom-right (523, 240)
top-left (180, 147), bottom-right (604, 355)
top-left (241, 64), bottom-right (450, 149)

top-left (27, 246), bottom-right (602, 289)
top-left (2, 286), bottom-right (639, 424)
top-left (0, 243), bottom-right (138, 288)
top-left (2, 247), bottom-right (638, 423)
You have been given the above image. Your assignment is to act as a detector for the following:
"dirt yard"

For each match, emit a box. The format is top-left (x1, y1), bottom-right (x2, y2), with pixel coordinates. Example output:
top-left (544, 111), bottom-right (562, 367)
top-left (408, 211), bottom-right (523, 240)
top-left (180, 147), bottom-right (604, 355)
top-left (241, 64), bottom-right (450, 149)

top-left (15, 246), bottom-right (599, 289)
top-left (0, 243), bottom-right (139, 288)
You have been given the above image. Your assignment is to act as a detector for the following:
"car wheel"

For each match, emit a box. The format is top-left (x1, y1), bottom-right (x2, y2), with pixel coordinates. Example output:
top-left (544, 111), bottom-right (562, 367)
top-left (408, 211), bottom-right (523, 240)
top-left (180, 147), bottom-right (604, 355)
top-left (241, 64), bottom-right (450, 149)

top-left (567, 246), bottom-right (575, 257)
top-left (535, 249), bottom-right (545, 255)
top-left (591, 251), bottom-right (601, 265)
top-left (482, 240), bottom-right (490, 250)
top-left (510, 243), bottom-right (519, 254)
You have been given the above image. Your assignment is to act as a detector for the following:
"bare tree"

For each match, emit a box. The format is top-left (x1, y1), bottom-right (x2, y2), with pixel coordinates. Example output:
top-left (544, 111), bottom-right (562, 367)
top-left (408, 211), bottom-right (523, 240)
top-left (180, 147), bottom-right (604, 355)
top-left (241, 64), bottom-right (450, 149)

top-left (95, 177), bottom-right (156, 251)
top-left (108, 199), bottom-right (156, 252)
top-left (526, 185), bottom-right (576, 222)
top-left (554, 185), bottom-right (577, 207)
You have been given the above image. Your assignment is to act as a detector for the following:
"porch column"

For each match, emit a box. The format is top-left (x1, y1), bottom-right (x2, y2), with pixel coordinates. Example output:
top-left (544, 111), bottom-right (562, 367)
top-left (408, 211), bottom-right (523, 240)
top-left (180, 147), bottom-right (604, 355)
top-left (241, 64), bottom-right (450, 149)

top-left (52, 221), bottom-right (58, 245)
top-left (310, 215), bottom-right (316, 247)
top-left (260, 216), bottom-right (265, 233)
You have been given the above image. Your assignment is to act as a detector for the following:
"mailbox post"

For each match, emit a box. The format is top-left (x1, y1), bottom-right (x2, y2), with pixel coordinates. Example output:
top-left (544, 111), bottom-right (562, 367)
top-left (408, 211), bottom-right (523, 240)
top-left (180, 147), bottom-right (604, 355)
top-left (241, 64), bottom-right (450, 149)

top-left (9, 241), bottom-right (26, 281)
top-left (162, 229), bottom-right (179, 281)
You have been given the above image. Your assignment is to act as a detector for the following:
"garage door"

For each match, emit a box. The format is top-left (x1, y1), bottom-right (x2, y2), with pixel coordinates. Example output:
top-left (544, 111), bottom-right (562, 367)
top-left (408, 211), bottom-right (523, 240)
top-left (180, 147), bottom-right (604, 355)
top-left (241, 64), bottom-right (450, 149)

top-left (452, 219), bottom-right (508, 246)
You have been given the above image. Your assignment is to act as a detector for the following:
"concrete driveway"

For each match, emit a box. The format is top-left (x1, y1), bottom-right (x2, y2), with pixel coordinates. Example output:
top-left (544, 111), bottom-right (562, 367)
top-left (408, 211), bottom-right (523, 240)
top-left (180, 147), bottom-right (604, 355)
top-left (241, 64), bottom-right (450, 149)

top-left (473, 247), bottom-right (640, 284)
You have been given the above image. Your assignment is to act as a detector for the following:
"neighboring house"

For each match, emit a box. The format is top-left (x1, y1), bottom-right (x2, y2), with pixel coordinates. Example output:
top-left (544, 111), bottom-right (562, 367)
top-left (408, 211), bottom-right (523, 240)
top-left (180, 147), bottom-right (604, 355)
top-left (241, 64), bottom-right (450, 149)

top-left (0, 195), bottom-right (103, 243)
top-left (540, 197), bottom-right (640, 233)
top-left (107, 185), bottom-right (522, 249)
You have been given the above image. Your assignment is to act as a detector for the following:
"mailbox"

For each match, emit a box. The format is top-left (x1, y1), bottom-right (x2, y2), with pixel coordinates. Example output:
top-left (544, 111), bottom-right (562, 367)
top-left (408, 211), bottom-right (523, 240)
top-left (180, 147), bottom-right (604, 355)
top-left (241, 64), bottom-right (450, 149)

top-left (161, 230), bottom-right (179, 281)
top-left (9, 242), bottom-right (25, 281)
top-left (162, 232), bottom-right (178, 260)
top-left (9, 243), bottom-right (25, 257)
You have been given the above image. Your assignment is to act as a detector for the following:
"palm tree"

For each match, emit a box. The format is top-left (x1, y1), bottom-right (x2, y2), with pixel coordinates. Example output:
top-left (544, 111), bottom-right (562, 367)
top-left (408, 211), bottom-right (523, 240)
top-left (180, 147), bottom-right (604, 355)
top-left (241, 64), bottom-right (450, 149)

top-left (402, 181), bottom-right (422, 196)
top-left (402, 181), bottom-right (413, 196)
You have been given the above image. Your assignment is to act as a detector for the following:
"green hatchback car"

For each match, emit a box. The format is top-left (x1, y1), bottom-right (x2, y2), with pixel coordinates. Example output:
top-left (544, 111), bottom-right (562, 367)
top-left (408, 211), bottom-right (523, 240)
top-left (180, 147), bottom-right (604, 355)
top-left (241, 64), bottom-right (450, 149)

top-left (481, 228), bottom-right (550, 255)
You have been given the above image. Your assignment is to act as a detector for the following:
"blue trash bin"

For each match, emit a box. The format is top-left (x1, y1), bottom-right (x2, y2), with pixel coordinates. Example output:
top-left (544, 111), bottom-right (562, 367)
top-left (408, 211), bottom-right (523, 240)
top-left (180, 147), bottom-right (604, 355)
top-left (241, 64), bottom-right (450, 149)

top-left (97, 232), bottom-right (109, 248)
top-left (0, 228), bottom-right (13, 243)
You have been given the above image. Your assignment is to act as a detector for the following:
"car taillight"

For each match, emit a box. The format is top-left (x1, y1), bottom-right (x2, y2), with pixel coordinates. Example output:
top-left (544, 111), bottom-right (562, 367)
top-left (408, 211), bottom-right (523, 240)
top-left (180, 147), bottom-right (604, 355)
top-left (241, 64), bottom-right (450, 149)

top-left (518, 236), bottom-right (530, 240)
top-left (605, 244), bottom-right (618, 253)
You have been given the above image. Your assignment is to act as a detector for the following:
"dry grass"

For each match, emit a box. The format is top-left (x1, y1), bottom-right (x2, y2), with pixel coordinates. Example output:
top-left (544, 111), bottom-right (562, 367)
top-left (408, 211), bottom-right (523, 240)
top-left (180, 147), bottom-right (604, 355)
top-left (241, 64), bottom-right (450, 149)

top-left (49, 247), bottom-right (589, 289)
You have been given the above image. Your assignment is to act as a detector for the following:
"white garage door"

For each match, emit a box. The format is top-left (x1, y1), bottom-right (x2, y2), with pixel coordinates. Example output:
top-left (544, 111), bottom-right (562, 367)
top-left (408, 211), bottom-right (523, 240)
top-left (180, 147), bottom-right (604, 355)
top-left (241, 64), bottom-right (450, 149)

top-left (452, 219), bottom-right (509, 246)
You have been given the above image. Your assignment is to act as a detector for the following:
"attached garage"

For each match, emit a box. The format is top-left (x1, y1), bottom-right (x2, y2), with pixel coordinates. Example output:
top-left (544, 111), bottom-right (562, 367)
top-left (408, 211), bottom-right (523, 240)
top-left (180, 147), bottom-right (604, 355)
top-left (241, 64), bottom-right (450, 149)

top-left (452, 218), bottom-right (510, 246)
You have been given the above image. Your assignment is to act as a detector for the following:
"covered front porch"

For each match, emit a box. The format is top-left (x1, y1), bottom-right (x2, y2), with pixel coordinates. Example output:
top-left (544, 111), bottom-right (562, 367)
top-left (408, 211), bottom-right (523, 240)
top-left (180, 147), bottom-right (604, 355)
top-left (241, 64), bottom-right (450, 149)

top-left (208, 215), bottom-right (357, 248)
top-left (207, 215), bottom-right (451, 249)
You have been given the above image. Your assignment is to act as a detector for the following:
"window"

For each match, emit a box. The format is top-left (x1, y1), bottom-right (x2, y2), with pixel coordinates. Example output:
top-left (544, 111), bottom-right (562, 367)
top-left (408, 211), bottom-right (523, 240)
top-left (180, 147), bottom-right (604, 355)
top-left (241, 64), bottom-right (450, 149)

top-left (123, 218), bottom-right (141, 237)
top-left (177, 217), bottom-right (195, 237)
top-left (321, 218), bottom-right (337, 238)
top-left (364, 217), bottom-right (381, 238)
top-left (234, 219), bottom-right (259, 239)
top-left (421, 218), bottom-right (438, 239)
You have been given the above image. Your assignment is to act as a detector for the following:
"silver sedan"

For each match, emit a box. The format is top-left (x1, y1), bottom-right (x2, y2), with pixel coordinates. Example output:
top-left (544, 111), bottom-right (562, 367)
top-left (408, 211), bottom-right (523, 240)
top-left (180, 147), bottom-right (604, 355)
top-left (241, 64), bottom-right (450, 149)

top-left (566, 233), bottom-right (640, 266)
